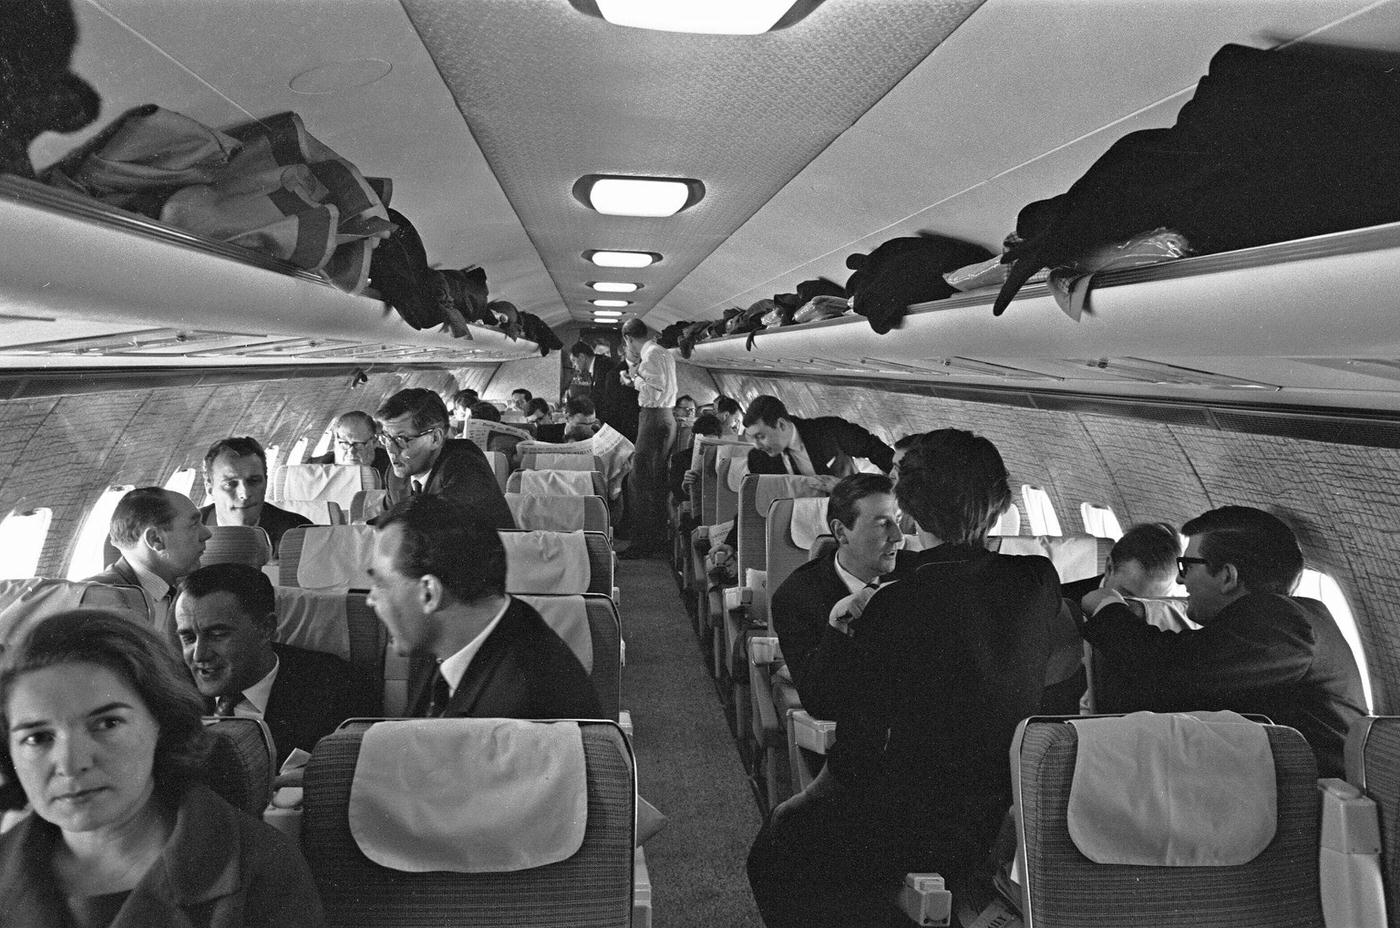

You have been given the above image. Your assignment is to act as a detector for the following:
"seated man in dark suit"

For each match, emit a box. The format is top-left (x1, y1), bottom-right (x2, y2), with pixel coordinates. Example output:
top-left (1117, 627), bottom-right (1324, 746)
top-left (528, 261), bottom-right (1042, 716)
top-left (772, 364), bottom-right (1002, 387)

top-left (306, 410), bottom-right (392, 481)
top-left (365, 495), bottom-right (601, 720)
top-left (200, 436), bottom-right (312, 559)
top-left (1080, 505), bottom-right (1366, 777)
top-left (743, 394), bottom-right (893, 478)
top-left (771, 473), bottom-right (909, 721)
top-left (375, 388), bottom-right (515, 529)
top-left (175, 563), bottom-right (364, 765)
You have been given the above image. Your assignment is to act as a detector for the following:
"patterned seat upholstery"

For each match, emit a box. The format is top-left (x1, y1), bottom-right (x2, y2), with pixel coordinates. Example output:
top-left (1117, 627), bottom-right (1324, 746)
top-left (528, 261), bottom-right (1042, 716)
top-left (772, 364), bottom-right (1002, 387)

top-left (202, 524), bottom-right (273, 567)
top-left (516, 593), bottom-right (622, 721)
top-left (202, 716), bottom-right (275, 815)
top-left (302, 719), bottom-right (635, 928)
top-left (1345, 716), bottom-right (1400, 927)
top-left (1013, 717), bottom-right (1324, 927)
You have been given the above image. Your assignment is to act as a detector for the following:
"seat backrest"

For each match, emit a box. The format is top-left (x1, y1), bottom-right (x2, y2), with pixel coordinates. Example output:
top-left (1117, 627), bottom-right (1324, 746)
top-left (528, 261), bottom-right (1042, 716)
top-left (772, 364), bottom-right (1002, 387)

top-left (1345, 715), bottom-right (1400, 926)
top-left (1014, 716), bottom-right (1323, 928)
top-left (765, 498), bottom-right (817, 630)
top-left (463, 421), bottom-right (532, 463)
top-left (506, 493), bottom-right (610, 533)
top-left (988, 533), bottom-right (1108, 583)
top-left (0, 577), bottom-right (151, 655)
top-left (271, 463), bottom-right (382, 503)
top-left (517, 593), bottom-right (622, 720)
top-left (712, 450), bottom-right (743, 525)
top-left (302, 719), bottom-right (635, 928)
top-left (738, 476), bottom-right (830, 579)
top-left (500, 530), bottom-right (613, 598)
top-left (509, 469), bottom-right (608, 498)
top-left (279, 524), bottom-right (375, 589)
top-left (202, 716), bottom-right (275, 814)
top-left (518, 451), bottom-right (604, 474)
top-left (349, 489), bottom-right (389, 524)
top-left (202, 524), bottom-right (273, 567)
top-left (989, 503), bottom-right (1021, 537)
top-left (484, 450), bottom-right (510, 491)
top-left (272, 585), bottom-right (386, 712)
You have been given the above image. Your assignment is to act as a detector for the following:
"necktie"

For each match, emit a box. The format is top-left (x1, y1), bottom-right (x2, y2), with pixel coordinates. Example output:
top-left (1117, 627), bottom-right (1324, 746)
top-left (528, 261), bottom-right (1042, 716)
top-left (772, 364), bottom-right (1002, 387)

top-left (214, 695), bottom-right (240, 717)
top-left (158, 587), bottom-right (178, 647)
top-left (783, 449), bottom-right (797, 475)
top-left (425, 666), bottom-right (451, 717)
top-left (411, 478), bottom-right (423, 496)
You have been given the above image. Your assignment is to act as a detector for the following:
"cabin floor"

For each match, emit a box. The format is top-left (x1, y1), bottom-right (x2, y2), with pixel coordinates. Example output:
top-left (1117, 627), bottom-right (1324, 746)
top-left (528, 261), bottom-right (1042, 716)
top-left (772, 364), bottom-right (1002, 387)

top-left (619, 556), bottom-right (764, 927)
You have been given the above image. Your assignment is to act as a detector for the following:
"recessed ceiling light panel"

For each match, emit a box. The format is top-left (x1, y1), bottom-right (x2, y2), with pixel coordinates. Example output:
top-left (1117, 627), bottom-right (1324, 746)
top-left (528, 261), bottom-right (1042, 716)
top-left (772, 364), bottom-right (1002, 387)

top-left (592, 310), bottom-right (624, 317)
top-left (591, 299), bottom-right (632, 307)
top-left (573, 0), bottom-right (821, 34)
top-left (586, 250), bottom-right (659, 268)
top-left (575, 175), bottom-right (703, 217)
top-left (590, 281), bottom-right (640, 293)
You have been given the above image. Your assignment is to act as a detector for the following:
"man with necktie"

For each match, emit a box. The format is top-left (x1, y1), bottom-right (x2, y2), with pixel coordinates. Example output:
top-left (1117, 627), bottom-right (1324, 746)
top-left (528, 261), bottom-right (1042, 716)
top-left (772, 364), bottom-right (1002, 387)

top-left (86, 486), bottom-right (210, 651)
top-left (175, 563), bottom-right (363, 766)
top-left (365, 495), bottom-right (600, 720)
top-left (743, 395), bottom-right (894, 479)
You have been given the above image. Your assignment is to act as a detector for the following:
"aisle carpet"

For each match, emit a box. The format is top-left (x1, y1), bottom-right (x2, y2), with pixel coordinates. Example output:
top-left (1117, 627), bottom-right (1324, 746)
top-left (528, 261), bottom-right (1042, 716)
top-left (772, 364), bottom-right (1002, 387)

top-left (619, 556), bottom-right (764, 927)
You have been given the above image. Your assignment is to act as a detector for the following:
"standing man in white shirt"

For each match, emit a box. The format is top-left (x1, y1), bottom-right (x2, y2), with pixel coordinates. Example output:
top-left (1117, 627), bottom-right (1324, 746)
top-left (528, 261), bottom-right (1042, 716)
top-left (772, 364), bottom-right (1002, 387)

top-left (618, 318), bottom-right (677, 559)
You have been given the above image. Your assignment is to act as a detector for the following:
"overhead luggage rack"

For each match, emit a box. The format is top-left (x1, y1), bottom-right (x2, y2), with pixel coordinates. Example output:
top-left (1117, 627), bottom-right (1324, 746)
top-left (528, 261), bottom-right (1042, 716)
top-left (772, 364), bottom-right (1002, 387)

top-left (684, 219), bottom-right (1400, 421)
top-left (0, 176), bottom-right (539, 368)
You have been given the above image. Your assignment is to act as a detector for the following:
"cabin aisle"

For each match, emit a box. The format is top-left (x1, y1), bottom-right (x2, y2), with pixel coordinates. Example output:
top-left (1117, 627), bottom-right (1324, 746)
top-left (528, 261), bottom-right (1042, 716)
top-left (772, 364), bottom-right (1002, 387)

top-left (618, 557), bottom-right (764, 927)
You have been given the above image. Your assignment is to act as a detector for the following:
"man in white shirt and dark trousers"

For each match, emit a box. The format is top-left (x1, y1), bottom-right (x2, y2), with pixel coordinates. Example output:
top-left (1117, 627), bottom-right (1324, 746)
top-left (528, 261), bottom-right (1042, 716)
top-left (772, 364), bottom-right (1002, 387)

top-left (618, 318), bottom-right (677, 559)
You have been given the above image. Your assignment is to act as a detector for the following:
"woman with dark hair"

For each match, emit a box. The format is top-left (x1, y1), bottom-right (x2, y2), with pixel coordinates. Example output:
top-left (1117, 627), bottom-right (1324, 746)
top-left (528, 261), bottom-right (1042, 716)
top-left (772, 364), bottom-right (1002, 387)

top-left (748, 429), bottom-right (1060, 928)
top-left (0, 610), bottom-right (324, 928)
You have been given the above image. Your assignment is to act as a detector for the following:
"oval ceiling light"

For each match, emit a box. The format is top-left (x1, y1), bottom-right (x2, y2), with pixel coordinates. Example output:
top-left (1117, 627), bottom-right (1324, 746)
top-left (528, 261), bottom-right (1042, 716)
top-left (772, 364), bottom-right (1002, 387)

top-left (586, 250), bottom-right (659, 268)
top-left (591, 299), bottom-right (632, 308)
top-left (575, 175), bottom-right (703, 217)
top-left (592, 310), bottom-right (624, 317)
top-left (572, 0), bottom-right (822, 34)
top-left (590, 281), bottom-right (640, 293)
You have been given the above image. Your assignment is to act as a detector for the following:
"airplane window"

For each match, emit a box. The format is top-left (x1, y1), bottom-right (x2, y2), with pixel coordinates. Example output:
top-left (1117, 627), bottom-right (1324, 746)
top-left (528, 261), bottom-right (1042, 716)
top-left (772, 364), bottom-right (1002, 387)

top-left (0, 508), bottom-right (52, 580)
top-left (163, 467), bottom-right (197, 497)
top-left (310, 423), bottom-right (335, 459)
top-left (1021, 486), bottom-right (1062, 536)
top-left (1293, 569), bottom-right (1374, 712)
top-left (65, 485), bottom-right (136, 581)
top-left (988, 503), bottom-right (1021, 536)
top-left (286, 437), bottom-right (310, 466)
top-left (265, 444), bottom-right (282, 474)
top-left (1080, 502), bottom-right (1123, 540)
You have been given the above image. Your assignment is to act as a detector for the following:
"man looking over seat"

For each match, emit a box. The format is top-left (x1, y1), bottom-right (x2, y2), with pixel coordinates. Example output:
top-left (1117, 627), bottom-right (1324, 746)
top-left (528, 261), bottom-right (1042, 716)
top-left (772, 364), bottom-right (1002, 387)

top-left (87, 487), bottom-right (210, 643)
top-left (563, 396), bottom-right (602, 442)
top-left (771, 474), bottom-right (907, 721)
top-left (1079, 505), bottom-right (1365, 777)
top-left (744, 394), bottom-right (893, 479)
top-left (748, 429), bottom-right (1059, 928)
top-left (307, 410), bottom-right (391, 480)
top-left (366, 496), bottom-right (601, 719)
top-left (176, 563), bottom-right (362, 766)
top-left (375, 388), bottom-right (515, 530)
top-left (201, 436), bottom-right (311, 559)
top-left (1062, 520), bottom-right (1180, 602)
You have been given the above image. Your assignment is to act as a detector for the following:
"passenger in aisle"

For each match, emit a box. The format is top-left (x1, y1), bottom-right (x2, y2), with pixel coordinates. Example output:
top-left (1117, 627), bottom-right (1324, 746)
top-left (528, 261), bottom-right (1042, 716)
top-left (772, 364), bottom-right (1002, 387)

top-left (87, 487), bottom-right (210, 646)
top-left (1080, 505), bottom-right (1364, 777)
top-left (175, 563), bottom-right (363, 766)
top-left (0, 610), bottom-right (323, 928)
top-left (305, 410), bottom-right (391, 480)
top-left (375, 388), bottom-right (515, 530)
top-left (770, 474), bottom-right (911, 721)
top-left (200, 437), bottom-right (311, 560)
top-left (748, 429), bottom-right (1058, 928)
top-left (365, 496), bottom-right (600, 720)
top-left (618, 318), bottom-right (677, 560)
top-left (743, 394), bottom-right (894, 479)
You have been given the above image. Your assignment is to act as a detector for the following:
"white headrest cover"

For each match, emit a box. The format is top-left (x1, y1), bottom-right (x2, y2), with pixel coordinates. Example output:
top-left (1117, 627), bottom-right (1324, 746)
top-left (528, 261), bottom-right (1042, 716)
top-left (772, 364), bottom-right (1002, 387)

top-left (502, 530), bottom-right (591, 594)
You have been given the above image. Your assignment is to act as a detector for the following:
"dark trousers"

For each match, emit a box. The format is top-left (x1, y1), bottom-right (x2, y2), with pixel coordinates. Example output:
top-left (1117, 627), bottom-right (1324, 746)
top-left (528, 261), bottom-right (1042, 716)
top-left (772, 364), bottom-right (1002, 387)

top-left (629, 406), bottom-right (675, 549)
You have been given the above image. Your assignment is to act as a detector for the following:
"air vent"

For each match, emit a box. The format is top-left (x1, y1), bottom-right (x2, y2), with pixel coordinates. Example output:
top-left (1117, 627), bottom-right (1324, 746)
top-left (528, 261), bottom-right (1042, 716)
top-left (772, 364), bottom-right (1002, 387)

top-left (1084, 358), bottom-right (1279, 390)
top-left (1031, 394), bottom-right (1216, 428)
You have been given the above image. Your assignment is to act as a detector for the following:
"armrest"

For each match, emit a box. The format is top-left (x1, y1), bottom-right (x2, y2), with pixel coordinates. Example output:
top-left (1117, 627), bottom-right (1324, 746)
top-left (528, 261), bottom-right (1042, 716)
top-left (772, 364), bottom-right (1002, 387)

top-left (1319, 778), bottom-right (1386, 928)
top-left (897, 873), bottom-right (952, 926)
top-left (790, 708), bottom-right (836, 754)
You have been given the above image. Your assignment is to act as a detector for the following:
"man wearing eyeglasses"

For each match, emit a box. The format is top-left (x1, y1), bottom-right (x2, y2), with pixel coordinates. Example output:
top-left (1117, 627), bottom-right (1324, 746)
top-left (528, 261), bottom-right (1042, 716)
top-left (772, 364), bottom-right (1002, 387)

top-left (307, 411), bottom-right (391, 481)
top-left (1078, 505), bottom-right (1364, 778)
top-left (374, 388), bottom-right (515, 530)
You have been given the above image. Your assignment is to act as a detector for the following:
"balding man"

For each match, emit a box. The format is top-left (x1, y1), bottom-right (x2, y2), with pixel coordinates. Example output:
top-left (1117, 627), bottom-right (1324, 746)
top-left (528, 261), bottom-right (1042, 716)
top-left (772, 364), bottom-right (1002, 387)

top-left (307, 410), bottom-right (391, 480)
top-left (87, 486), bottom-right (211, 644)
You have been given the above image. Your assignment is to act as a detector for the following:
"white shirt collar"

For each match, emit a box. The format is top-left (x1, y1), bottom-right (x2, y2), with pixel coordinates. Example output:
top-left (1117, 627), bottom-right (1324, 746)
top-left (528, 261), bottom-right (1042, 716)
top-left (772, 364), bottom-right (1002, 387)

top-left (238, 653), bottom-right (280, 716)
top-left (832, 549), bottom-right (877, 596)
top-left (125, 557), bottom-right (171, 611)
top-left (437, 597), bottom-right (513, 694)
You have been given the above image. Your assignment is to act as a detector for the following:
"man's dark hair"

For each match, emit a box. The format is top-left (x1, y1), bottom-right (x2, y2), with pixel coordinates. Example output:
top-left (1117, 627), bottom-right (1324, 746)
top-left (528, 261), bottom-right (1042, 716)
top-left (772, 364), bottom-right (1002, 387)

top-left (377, 388), bottom-right (450, 432)
top-left (691, 413), bottom-right (721, 438)
top-left (676, 394), bottom-right (695, 408)
top-left (334, 411), bottom-right (378, 435)
top-left (569, 341), bottom-right (593, 359)
top-left (525, 398), bottom-right (551, 417)
top-left (109, 487), bottom-right (179, 548)
top-left (179, 563), bottom-right (277, 634)
top-left (895, 429), bottom-right (1011, 546)
top-left (894, 433), bottom-right (924, 451)
top-left (452, 388), bottom-right (479, 409)
top-left (1110, 521), bottom-right (1180, 580)
top-left (715, 396), bottom-right (742, 419)
top-left (1181, 506), bottom-right (1304, 594)
top-left (621, 318), bottom-right (650, 340)
top-left (470, 401), bottom-right (502, 422)
top-left (203, 436), bottom-right (266, 474)
top-left (511, 388), bottom-right (533, 402)
top-left (828, 474), bottom-right (895, 536)
top-left (565, 396), bottom-right (596, 418)
top-left (377, 496), bottom-right (507, 603)
top-left (742, 394), bottom-right (790, 429)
